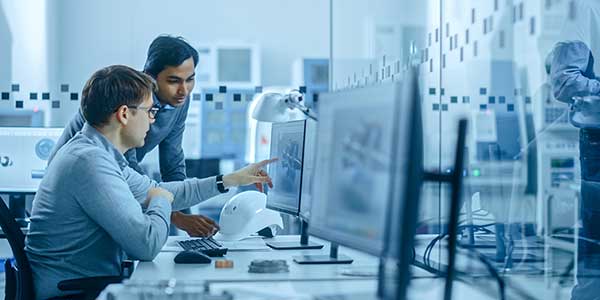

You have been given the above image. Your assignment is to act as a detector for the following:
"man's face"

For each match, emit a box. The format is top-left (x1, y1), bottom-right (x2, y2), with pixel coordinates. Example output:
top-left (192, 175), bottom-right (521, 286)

top-left (155, 57), bottom-right (196, 107)
top-left (124, 94), bottom-right (156, 149)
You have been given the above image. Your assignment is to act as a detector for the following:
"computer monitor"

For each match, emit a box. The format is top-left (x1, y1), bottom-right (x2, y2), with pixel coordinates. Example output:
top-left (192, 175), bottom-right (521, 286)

top-left (299, 81), bottom-right (404, 265)
top-left (266, 120), bottom-right (305, 215)
top-left (194, 43), bottom-right (260, 88)
top-left (265, 120), bottom-right (323, 250)
top-left (0, 127), bottom-right (63, 193)
top-left (378, 69), bottom-right (423, 300)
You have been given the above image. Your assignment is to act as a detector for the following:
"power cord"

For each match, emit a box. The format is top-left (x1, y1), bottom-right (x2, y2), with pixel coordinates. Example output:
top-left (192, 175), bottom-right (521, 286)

top-left (424, 223), bottom-right (496, 268)
top-left (421, 224), bottom-right (506, 300)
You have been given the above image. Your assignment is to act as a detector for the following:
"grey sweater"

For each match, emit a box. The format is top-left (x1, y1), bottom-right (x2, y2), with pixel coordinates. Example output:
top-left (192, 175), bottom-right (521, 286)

top-left (25, 123), bottom-right (220, 299)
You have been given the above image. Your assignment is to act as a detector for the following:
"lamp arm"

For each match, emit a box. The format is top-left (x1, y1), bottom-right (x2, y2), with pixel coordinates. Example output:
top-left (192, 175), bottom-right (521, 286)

top-left (288, 101), bottom-right (318, 121)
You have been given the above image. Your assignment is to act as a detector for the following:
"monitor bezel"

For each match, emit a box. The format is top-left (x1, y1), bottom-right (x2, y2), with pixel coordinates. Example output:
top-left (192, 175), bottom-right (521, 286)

top-left (298, 118), bottom-right (318, 222)
top-left (377, 68), bottom-right (423, 299)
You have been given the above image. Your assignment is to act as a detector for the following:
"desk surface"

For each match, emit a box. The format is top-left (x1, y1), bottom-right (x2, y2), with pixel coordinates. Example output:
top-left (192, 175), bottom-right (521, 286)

top-left (132, 235), bottom-right (381, 282)
top-left (107, 235), bottom-right (494, 299)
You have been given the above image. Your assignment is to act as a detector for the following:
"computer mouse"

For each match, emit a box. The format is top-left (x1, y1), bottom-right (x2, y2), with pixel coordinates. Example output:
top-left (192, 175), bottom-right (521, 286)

top-left (174, 250), bottom-right (212, 264)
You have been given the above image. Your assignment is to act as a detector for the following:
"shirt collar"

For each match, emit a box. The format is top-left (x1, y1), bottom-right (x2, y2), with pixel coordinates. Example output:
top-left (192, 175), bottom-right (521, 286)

top-left (153, 93), bottom-right (176, 111)
top-left (81, 123), bottom-right (129, 170)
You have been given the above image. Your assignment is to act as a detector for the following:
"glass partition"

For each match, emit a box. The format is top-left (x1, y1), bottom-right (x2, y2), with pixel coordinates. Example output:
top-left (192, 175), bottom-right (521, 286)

top-left (332, 0), bottom-right (588, 298)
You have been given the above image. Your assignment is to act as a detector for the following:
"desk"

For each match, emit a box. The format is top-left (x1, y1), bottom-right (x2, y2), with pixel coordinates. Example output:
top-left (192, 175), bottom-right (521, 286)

top-left (101, 235), bottom-right (498, 299)
top-left (131, 235), bottom-right (380, 283)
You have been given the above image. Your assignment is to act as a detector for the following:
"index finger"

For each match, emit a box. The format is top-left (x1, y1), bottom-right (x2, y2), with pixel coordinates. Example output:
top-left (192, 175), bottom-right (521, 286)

top-left (256, 157), bottom-right (279, 168)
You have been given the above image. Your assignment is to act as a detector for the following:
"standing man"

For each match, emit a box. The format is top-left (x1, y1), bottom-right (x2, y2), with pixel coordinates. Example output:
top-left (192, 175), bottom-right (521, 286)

top-left (552, 40), bottom-right (600, 299)
top-left (49, 35), bottom-right (216, 237)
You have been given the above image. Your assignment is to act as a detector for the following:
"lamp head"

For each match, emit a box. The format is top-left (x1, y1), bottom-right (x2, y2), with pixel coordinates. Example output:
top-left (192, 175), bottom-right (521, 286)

top-left (251, 91), bottom-right (313, 123)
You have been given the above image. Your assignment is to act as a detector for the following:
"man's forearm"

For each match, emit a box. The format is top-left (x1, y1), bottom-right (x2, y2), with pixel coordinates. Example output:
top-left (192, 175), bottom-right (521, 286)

top-left (159, 176), bottom-right (220, 211)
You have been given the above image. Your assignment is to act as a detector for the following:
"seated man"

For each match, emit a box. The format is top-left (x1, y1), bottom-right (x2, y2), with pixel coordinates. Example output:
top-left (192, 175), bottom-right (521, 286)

top-left (25, 65), bottom-right (274, 299)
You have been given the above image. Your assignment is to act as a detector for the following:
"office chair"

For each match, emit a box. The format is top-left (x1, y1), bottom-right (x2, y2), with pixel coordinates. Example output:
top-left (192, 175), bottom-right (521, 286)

top-left (0, 196), bottom-right (130, 300)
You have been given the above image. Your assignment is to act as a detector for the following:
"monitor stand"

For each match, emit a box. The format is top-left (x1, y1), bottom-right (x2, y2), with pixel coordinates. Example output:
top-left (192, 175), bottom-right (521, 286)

top-left (266, 219), bottom-right (324, 250)
top-left (293, 242), bottom-right (353, 264)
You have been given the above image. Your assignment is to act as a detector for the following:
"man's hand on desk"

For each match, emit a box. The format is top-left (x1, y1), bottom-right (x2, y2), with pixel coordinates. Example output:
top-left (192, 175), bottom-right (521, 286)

top-left (223, 158), bottom-right (278, 192)
top-left (171, 211), bottom-right (220, 237)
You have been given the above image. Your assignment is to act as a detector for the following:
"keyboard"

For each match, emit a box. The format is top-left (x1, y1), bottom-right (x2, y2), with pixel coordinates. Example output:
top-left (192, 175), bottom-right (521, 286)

top-left (177, 237), bottom-right (228, 257)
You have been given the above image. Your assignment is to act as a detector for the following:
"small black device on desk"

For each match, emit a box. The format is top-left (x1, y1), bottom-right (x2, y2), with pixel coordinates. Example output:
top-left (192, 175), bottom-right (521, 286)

top-left (177, 237), bottom-right (228, 257)
top-left (174, 250), bottom-right (212, 264)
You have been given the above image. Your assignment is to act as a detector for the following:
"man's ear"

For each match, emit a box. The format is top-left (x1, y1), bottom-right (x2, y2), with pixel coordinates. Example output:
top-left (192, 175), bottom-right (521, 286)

top-left (114, 105), bottom-right (130, 126)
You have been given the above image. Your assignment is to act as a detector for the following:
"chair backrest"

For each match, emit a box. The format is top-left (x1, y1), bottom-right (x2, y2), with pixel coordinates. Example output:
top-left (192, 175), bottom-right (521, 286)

top-left (0, 196), bottom-right (34, 300)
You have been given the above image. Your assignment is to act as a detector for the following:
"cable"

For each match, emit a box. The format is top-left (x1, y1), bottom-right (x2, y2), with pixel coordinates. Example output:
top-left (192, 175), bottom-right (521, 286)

top-left (425, 224), bottom-right (493, 268)
top-left (423, 223), bottom-right (497, 268)
top-left (558, 258), bottom-right (575, 286)
top-left (417, 240), bottom-right (506, 300)
top-left (466, 250), bottom-right (506, 300)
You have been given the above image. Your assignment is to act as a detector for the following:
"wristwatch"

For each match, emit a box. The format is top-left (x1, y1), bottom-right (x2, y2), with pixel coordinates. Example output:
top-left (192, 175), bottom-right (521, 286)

top-left (216, 174), bottom-right (229, 193)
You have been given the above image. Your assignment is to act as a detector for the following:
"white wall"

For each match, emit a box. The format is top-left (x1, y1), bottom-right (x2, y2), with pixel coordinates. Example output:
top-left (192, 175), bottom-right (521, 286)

top-left (0, 0), bottom-right (54, 125)
top-left (53, 0), bottom-right (329, 90)
top-left (0, 1), bottom-right (12, 89)
top-left (0, 0), bottom-right (50, 91)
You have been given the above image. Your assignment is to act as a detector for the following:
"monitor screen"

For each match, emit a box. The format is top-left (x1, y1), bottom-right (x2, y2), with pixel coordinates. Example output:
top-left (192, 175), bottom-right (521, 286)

top-left (0, 127), bottom-right (63, 193)
top-left (299, 119), bottom-right (318, 221)
top-left (308, 83), bottom-right (401, 256)
top-left (218, 48), bottom-right (252, 82)
top-left (266, 120), bottom-right (306, 215)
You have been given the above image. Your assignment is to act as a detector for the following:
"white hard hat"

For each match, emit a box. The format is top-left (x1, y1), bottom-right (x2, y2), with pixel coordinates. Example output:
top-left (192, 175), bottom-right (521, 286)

top-left (214, 191), bottom-right (283, 241)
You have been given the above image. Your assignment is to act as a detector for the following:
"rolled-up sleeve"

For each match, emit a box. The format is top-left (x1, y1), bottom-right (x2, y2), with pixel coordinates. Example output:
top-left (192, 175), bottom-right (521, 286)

top-left (160, 176), bottom-right (220, 211)
top-left (551, 40), bottom-right (600, 103)
top-left (73, 153), bottom-right (171, 261)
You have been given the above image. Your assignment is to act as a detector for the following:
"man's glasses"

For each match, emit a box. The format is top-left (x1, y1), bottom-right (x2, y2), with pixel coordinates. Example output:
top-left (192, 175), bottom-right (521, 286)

top-left (126, 105), bottom-right (160, 119)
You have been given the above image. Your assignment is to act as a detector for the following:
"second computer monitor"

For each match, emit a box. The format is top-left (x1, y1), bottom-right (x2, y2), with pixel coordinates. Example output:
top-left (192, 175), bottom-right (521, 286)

top-left (308, 83), bottom-right (401, 256)
top-left (266, 120), bottom-right (306, 216)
